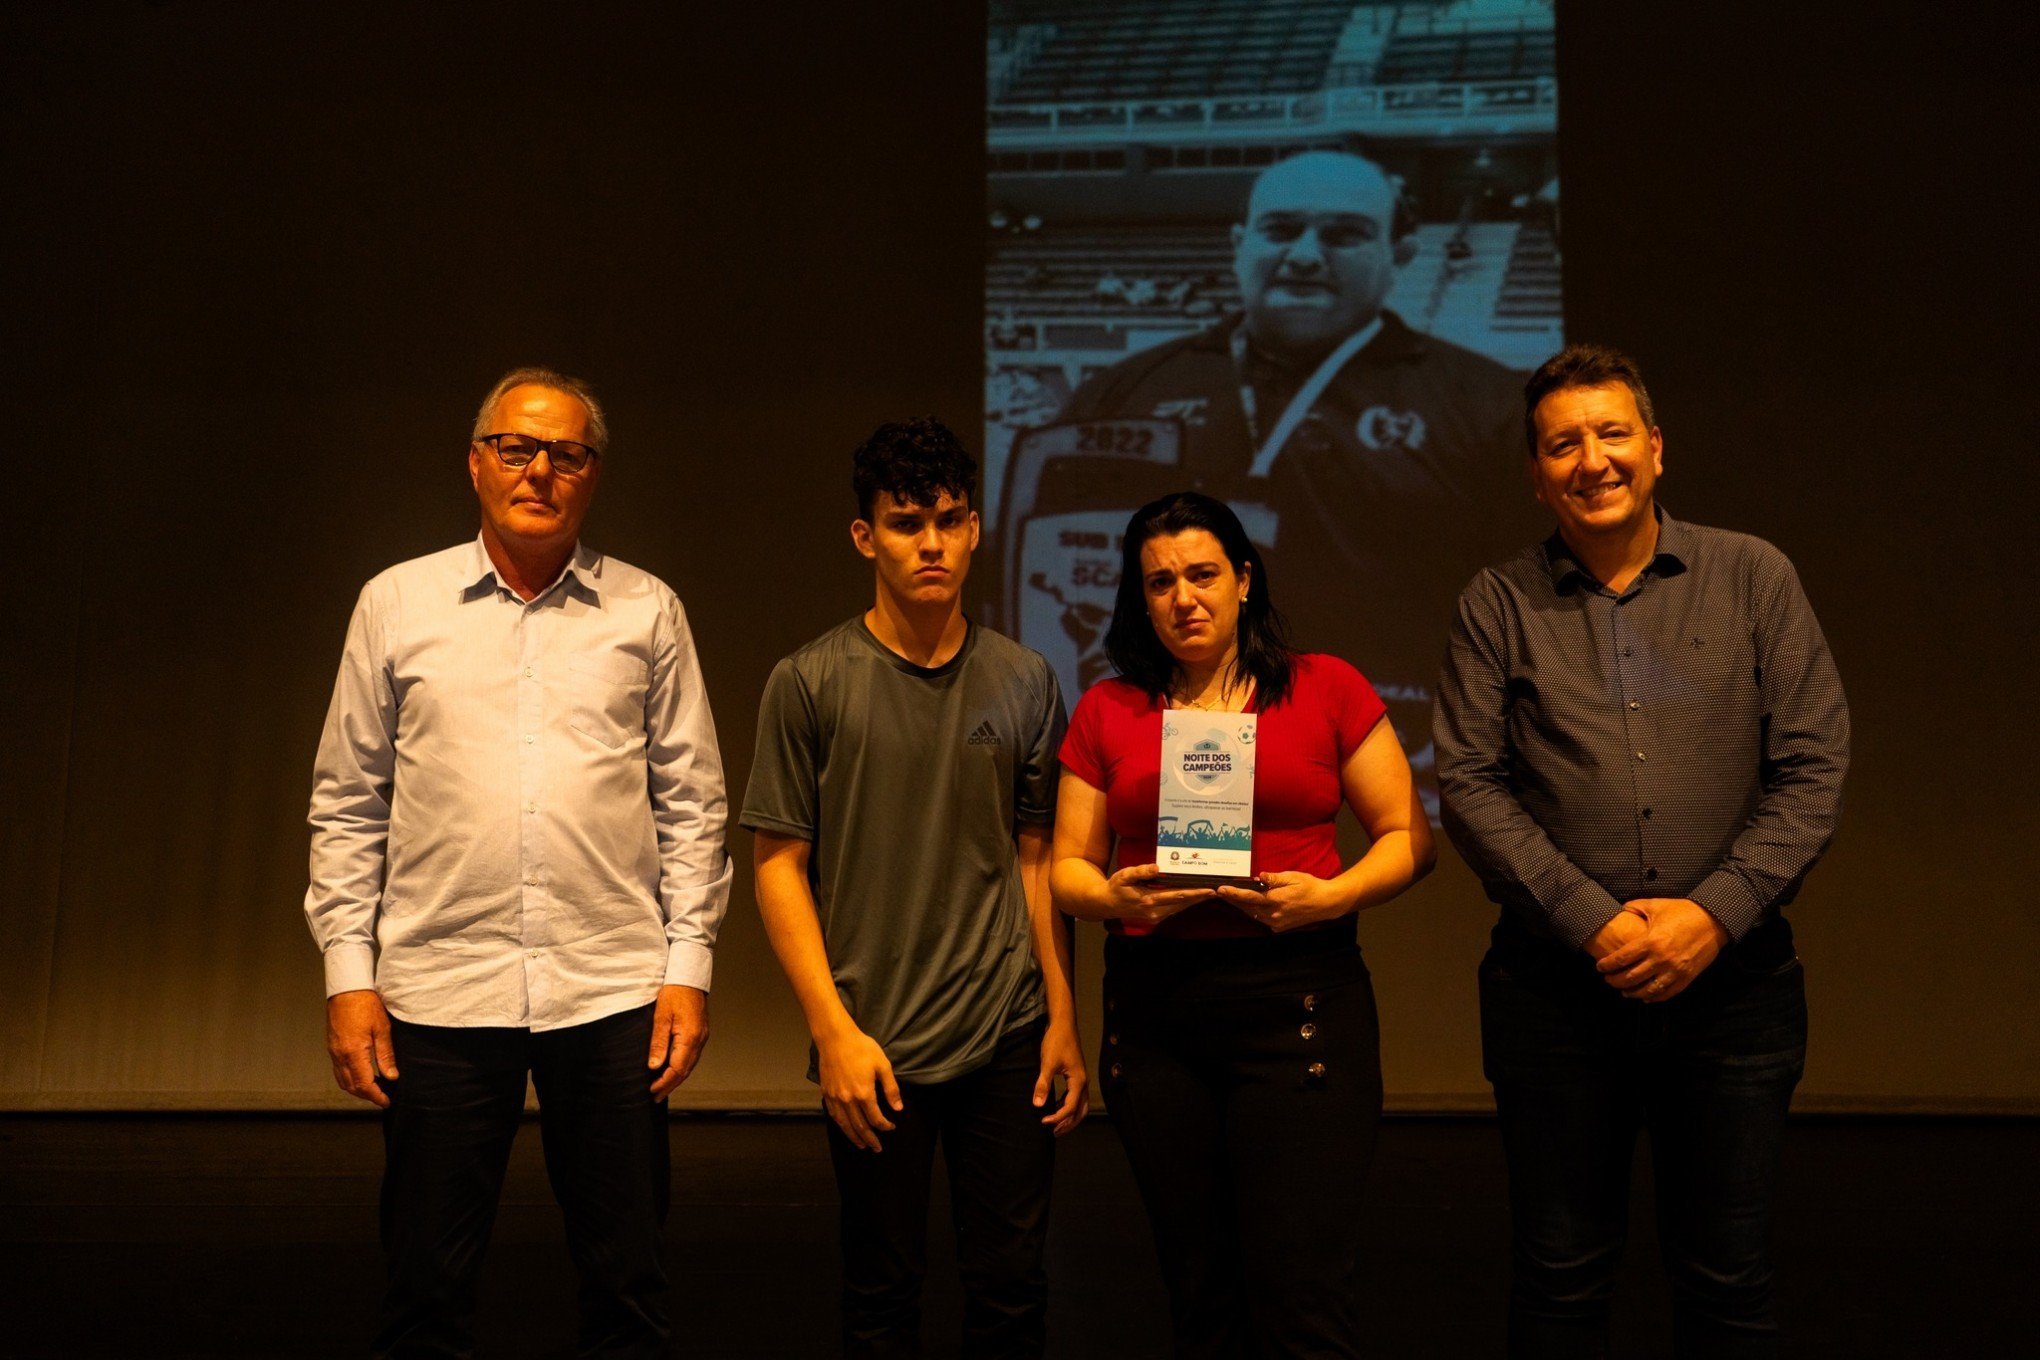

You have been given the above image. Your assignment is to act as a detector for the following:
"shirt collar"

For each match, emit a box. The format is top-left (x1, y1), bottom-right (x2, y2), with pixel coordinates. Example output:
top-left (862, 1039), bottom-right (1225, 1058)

top-left (1543, 506), bottom-right (1689, 593)
top-left (460, 535), bottom-right (602, 604)
top-left (1356, 308), bottom-right (1426, 361)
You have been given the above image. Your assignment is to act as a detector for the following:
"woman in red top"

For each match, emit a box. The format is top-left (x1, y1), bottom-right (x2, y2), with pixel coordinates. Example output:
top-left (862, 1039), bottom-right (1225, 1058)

top-left (1052, 491), bottom-right (1434, 1358)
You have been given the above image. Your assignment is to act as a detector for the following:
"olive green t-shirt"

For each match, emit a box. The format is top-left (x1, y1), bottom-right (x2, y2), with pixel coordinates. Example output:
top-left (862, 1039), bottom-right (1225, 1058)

top-left (740, 618), bottom-right (1066, 1083)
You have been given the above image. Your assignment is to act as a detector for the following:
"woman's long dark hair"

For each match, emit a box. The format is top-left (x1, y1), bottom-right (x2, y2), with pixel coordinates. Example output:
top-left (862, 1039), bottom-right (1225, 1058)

top-left (1103, 491), bottom-right (1296, 708)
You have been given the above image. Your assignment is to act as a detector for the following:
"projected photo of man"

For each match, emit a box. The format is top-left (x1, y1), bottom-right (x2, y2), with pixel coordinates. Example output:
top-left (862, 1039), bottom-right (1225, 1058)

top-left (1062, 148), bottom-right (1541, 738)
top-left (986, 0), bottom-right (1562, 804)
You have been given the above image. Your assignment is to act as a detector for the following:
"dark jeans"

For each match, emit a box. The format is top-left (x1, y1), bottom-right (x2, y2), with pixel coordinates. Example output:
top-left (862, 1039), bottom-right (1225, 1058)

top-left (826, 1016), bottom-right (1055, 1359)
top-left (375, 1003), bottom-right (671, 1360)
top-left (1480, 919), bottom-right (1808, 1360)
top-left (1100, 929), bottom-right (1382, 1360)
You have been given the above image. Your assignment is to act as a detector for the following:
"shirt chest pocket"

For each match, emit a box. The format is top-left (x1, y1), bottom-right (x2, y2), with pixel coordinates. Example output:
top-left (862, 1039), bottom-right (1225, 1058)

top-left (1658, 628), bottom-right (1756, 719)
top-left (566, 652), bottom-right (649, 751)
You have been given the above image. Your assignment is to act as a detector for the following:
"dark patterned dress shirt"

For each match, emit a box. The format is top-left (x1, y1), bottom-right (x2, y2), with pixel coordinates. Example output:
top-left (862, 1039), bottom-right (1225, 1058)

top-left (1433, 511), bottom-right (1850, 949)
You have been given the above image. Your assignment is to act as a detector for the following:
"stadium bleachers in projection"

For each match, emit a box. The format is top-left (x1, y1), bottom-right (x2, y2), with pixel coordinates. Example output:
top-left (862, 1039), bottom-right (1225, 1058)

top-left (1376, 25), bottom-right (1553, 83)
top-left (990, 0), bottom-right (1555, 106)
top-left (993, 0), bottom-right (1358, 103)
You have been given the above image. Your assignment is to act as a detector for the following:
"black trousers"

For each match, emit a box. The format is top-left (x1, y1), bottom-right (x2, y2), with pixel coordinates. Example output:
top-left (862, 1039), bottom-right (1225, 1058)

top-left (375, 1003), bottom-right (670, 1360)
top-left (1100, 929), bottom-right (1382, 1360)
top-left (826, 1017), bottom-right (1055, 1359)
top-left (1480, 919), bottom-right (1808, 1360)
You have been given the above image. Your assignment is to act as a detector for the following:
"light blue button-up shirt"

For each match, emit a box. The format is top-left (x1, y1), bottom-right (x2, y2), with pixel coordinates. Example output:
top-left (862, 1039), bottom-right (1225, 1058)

top-left (305, 538), bottom-right (731, 1030)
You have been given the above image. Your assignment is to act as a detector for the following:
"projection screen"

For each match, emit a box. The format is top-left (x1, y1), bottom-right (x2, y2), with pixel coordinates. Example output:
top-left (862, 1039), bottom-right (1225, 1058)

top-left (984, 0), bottom-right (1562, 805)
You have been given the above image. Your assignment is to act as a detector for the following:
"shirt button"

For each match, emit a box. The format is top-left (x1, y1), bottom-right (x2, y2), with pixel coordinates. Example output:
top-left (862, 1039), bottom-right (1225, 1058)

top-left (1300, 1023), bottom-right (1317, 1040)
top-left (1628, 700), bottom-right (1641, 711)
top-left (1622, 646), bottom-right (1633, 657)
top-left (1109, 1063), bottom-right (1124, 1079)
top-left (525, 735), bottom-right (535, 745)
top-left (527, 948), bottom-right (541, 958)
top-left (527, 804), bottom-right (538, 814)
top-left (1307, 1061), bottom-right (1327, 1079)
top-left (1645, 867), bottom-right (1659, 882)
top-left (524, 667), bottom-right (534, 678)
top-left (1635, 751), bottom-right (1647, 761)
top-left (1107, 1032), bottom-right (1119, 1046)
top-left (1303, 993), bottom-right (1318, 1012)
top-left (525, 876), bottom-right (538, 886)
top-left (1641, 807), bottom-right (1654, 819)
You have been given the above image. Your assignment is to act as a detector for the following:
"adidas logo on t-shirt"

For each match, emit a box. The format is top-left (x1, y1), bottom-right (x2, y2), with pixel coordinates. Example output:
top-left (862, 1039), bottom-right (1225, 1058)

top-left (966, 720), bottom-right (1001, 747)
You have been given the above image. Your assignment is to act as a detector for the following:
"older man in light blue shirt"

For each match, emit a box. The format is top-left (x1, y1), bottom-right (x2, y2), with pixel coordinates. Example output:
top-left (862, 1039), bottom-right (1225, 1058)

top-left (306, 367), bottom-right (729, 1358)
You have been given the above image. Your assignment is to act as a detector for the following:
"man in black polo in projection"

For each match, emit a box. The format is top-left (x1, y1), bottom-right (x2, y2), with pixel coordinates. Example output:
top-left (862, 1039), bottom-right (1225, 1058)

top-left (1434, 345), bottom-right (1850, 1357)
top-left (742, 417), bottom-right (1082, 1358)
top-left (1045, 149), bottom-right (1541, 794)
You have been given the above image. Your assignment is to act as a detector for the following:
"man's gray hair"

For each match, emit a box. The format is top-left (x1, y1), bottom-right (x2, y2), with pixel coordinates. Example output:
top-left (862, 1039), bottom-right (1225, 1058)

top-left (471, 367), bottom-right (610, 453)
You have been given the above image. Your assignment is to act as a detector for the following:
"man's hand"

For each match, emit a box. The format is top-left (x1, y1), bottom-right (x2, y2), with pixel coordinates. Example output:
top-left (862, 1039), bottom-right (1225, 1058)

top-left (647, 985), bottom-right (709, 1100)
top-left (1596, 899), bottom-right (1730, 1002)
top-left (1033, 1018), bottom-right (1090, 1136)
top-left (1583, 908), bottom-right (1649, 962)
top-left (1101, 863), bottom-right (1215, 925)
top-left (818, 1024), bottom-right (904, 1153)
top-left (327, 989), bottom-right (396, 1108)
top-left (1216, 871), bottom-right (1351, 933)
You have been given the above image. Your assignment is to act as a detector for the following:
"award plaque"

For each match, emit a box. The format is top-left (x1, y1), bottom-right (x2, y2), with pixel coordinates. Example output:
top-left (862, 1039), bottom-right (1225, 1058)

top-left (1155, 711), bottom-right (1259, 887)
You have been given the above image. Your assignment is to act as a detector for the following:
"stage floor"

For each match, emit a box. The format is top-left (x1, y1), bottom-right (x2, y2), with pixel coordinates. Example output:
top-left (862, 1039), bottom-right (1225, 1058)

top-left (0, 1114), bottom-right (2029, 1357)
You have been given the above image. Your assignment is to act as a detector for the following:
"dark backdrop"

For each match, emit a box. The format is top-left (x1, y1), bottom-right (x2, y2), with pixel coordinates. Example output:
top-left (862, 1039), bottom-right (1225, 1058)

top-left (3, 1), bottom-right (2034, 1110)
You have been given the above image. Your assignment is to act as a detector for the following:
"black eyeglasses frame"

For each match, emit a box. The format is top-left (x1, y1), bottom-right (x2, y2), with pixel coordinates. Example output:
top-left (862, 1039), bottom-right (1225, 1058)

top-left (475, 433), bottom-right (601, 474)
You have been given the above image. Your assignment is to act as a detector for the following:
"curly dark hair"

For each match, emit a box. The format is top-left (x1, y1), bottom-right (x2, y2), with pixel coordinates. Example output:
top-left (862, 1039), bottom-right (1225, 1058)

top-left (1103, 491), bottom-right (1296, 709)
top-left (851, 416), bottom-right (978, 521)
top-left (1522, 344), bottom-right (1656, 453)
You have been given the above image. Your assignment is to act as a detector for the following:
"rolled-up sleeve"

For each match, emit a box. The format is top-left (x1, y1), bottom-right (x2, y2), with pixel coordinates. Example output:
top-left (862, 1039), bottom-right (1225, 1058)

top-left (305, 584), bottom-right (397, 996)
top-left (646, 592), bottom-right (732, 992)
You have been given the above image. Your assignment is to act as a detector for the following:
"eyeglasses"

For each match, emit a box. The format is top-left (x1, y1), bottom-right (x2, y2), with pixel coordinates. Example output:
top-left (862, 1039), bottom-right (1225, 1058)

top-left (476, 433), bottom-right (600, 474)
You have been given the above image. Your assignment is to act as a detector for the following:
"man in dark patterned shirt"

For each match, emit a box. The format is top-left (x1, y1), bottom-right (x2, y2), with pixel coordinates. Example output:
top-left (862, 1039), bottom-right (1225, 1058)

top-left (1434, 344), bottom-right (1849, 1358)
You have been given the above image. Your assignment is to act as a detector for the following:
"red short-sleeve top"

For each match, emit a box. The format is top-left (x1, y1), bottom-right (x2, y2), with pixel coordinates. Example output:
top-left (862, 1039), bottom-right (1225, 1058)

top-left (1059, 653), bottom-right (1388, 939)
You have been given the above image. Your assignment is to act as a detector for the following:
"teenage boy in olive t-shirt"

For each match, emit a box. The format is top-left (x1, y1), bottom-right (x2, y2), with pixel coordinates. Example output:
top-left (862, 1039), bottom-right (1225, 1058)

top-left (743, 417), bottom-right (1083, 1359)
